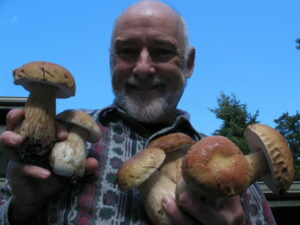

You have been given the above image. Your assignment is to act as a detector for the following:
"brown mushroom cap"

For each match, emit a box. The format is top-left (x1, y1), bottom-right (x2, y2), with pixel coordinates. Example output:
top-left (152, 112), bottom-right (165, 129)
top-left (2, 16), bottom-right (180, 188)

top-left (13, 61), bottom-right (76, 98)
top-left (118, 133), bottom-right (195, 192)
top-left (148, 132), bottom-right (196, 153)
top-left (148, 133), bottom-right (196, 184)
top-left (56, 110), bottom-right (101, 143)
top-left (117, 147), bottom-right (166, 192)
top-left (245, 124), bottom-right (294, 194)
top-left (182, 136), bottom-right (252, 197)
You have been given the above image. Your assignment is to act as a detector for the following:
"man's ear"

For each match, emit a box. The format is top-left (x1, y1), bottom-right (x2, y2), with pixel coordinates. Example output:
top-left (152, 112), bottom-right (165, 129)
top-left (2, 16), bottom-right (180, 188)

top-left (185, 47), bottom-right (195, 78)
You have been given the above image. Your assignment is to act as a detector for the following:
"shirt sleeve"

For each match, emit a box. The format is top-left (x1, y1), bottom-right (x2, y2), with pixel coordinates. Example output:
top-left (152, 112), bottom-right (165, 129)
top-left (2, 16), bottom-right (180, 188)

top-left (0, 180), bottom-right (12, 225)
top-left (241, 182), bottom-right (276, 225)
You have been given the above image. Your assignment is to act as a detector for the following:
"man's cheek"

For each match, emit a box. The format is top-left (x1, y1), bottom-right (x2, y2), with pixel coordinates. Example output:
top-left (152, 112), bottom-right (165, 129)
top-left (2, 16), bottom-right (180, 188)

top-left (112, 73), bottom-right (122, 91)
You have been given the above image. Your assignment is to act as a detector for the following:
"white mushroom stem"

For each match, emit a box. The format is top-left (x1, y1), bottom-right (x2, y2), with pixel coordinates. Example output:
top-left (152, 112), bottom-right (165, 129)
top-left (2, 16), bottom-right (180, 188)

top-left (17, 83), bottom-right (57, 146)
top-left (139, 171), bottom-right (176, 225)
top-left (159, 150), bottom-right (185, 184)
top-left (50, 126), bottom-right (87, 178)
top-left (245, 151), bottom-right (269, 183)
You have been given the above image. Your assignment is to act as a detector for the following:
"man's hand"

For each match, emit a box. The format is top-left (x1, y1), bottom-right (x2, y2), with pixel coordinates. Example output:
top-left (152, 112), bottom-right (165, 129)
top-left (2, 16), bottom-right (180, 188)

top-left (0, 108), bottom-right (99, 225)
top-left (162, 191), bottom-right (245, 225)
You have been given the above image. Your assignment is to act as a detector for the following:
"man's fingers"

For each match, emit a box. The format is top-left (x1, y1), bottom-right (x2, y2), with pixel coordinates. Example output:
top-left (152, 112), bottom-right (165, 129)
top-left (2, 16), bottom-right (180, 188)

top-left (0, 131), bottom-right (23, 161)
top-left (0, 131), bottom-right (23, 147)
top-left (21, 164), bottom-right (52, 179)
top-left (162, 195), bottom-right (199, 225)
top-left (6, 108), bottom-right (25, 130)
top-left (85, 157), bottom-right (99, 175)
top-left (177, 192), bottom-right (245, 225)
top-left (55, 121), bottom-right (68, 140)
top-left (8, 161), bottom-right (51, 180)
top-left (177, 192), bottom-right (224, 225)
top-left (219, 196), bottom-right (245, 225)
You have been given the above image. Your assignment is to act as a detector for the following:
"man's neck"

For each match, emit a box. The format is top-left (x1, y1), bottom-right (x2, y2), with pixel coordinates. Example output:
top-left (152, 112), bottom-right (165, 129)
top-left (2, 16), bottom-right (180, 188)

top-left (139, 112), bottom-right (177, 133)
top-left (140, 122), bottom-right (171, 134)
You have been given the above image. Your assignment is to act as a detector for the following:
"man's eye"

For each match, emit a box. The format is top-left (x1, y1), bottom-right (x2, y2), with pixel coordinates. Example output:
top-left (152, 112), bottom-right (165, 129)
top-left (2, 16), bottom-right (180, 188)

top-left (151, 48), bottom-right (174, 61)
top-left (117, 48), bottom-right (138, 56)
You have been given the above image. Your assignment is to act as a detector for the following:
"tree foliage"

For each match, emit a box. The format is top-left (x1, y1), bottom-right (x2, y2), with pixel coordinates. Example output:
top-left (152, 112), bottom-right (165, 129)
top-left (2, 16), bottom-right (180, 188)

top-left (210, 93), bottom-right (259, 154)
top-left (296, 38), bottom-right (300, 49)
top-left (274, 111), bottom-right (300, 178)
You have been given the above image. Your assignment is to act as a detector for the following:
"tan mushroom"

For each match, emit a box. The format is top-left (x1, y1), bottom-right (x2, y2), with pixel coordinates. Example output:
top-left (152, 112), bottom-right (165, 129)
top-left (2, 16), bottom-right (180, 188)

top-left (13, 61), bottom-right (75, 163)
top-left (178, 136), bottom-right (252, 199)
top-left (245, 124), bottom-right (294, 194)
top-left (117, 147), bottom-right (166, 192)
top-left (117, 133), bottom-right (195, 225)
top-left (177, 124), bottom-right (294, 201)
top-left (49, 110), bottom-right (101, 181)
top-left (139, 171), bottom-right (176, 225)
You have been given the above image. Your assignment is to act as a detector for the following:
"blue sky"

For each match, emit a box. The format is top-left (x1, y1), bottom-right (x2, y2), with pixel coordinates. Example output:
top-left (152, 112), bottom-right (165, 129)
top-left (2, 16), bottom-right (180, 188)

top-left (0, 0), bottom-right (299, 135)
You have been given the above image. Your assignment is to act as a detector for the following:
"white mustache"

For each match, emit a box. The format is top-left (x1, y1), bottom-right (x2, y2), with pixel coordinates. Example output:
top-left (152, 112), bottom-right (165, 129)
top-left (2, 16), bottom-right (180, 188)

top-left (126, 75), bottom-right (163, 88)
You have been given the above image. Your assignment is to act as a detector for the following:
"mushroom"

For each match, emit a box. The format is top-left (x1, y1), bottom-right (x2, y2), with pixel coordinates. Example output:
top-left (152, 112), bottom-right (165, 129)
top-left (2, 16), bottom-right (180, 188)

top-left (245, 124), bottom-right (294, 194)
top-left (176, 124), bottom-right (294, 201)
top-left (13, 61), bottom-right (75, 163)
top-left (49, 110), bottom-right (101, 181)
top-left (177, 136), bottom-right (252, 200)
top-left (117, 133), bottom-right (195, 225)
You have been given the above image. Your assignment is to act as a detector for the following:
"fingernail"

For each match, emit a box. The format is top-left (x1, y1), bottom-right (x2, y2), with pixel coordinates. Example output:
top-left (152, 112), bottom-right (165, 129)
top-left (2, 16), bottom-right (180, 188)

top-left (40, 169), bottom-right (51, 179)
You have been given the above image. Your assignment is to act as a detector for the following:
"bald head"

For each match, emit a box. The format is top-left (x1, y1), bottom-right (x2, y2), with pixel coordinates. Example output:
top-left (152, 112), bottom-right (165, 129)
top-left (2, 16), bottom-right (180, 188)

top-left (111, 0), bottom-right (190, 58)
top-left (118, 0), bottom-right (182, 24)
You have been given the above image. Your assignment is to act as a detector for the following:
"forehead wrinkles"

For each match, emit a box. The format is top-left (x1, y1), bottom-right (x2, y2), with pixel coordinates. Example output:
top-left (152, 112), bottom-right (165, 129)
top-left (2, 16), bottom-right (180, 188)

top-left (113, 9), bottom-right (185, 46)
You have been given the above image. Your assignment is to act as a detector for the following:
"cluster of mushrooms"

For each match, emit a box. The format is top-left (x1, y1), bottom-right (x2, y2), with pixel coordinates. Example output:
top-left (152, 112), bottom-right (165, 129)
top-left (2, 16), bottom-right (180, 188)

top-left (117, 124), bottom-right (294, 225)
top-left (12, 61), bottom-right (295, 225)
top-left (13, 61), bottom-right (101, 180)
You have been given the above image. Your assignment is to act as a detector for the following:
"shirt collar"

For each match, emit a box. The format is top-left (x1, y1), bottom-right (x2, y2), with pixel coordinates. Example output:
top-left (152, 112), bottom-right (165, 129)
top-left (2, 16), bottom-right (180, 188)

top-left (97, 103), bottom-right (204, 142)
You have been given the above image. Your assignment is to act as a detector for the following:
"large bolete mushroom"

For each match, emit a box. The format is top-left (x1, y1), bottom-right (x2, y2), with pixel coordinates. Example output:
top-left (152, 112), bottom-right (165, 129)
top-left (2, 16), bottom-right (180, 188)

top-left (117, 133), bottom-right (195, 225)
top-left (245, 124), bottom-right (294, 194)
top-left (13, 61), bottom-right (75, 163)
top-left (50, 110), bottom-right (101, 181)
top-left (177, 124), bottom-right (294, 200)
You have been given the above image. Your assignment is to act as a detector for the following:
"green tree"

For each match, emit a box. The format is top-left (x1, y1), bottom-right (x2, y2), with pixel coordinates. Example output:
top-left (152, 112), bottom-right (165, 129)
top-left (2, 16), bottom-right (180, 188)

top-left (274, 111), bottom-right (300, 179)
top-left (210, 93), bottom-right (259, 154)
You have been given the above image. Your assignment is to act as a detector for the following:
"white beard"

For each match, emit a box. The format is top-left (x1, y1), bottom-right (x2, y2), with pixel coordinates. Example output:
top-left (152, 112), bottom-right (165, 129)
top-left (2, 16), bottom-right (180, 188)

top-left (114, 87), bottom-right (184, 123)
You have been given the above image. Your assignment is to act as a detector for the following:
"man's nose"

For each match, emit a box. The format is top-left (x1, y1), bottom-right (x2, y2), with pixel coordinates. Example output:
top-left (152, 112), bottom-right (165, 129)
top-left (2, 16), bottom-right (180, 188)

top-left (133, 48), bottom-right (155, 78)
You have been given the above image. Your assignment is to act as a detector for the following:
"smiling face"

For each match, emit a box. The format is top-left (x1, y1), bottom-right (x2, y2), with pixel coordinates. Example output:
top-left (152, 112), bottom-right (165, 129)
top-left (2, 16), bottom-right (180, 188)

top-left (110, 1), bottom-right (195, 124)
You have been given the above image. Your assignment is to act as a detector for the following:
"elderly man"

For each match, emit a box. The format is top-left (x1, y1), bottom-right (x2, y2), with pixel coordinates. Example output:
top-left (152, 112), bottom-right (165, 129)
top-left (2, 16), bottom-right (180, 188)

top-left (0, 1), bottom-right (276, 224)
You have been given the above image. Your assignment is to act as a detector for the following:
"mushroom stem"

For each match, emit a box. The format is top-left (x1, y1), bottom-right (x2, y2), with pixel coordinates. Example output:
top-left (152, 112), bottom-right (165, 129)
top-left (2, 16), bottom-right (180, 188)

top-left (50, 126), bottom-right (87, 179)
top-left (139, 171), bottom-right (176, 225)
top-left (245, 150), bottom-right (269, 183)
top-left (20, 83), bottom-right (57, 142)
top-left (17, 83), bottom-right (57, 162)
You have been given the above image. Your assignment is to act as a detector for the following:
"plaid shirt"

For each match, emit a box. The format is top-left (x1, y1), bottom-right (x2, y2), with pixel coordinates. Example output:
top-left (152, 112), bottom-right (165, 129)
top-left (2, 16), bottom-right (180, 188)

top-left (0, 105), bottom-right (276, 225)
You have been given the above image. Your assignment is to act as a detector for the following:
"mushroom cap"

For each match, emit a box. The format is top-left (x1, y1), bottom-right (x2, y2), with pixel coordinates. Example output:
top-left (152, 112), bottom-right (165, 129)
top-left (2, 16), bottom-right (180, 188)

top-left (148, 132), bottom-right (195, 153)
top-left (56, 110), bottom-right (101, 143)
top-left (148, 133), bottom-right (195, 184)
top-left (117, 147), bottom-right (166, 192)
top-left (117, 133), bottom-right (195, 192)
top-left (245, 124), bottom-right (294, 194)
top-left (13, 61), bottom-right (75, 98)
top-left (182, 136), bottom-right (252, 197)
